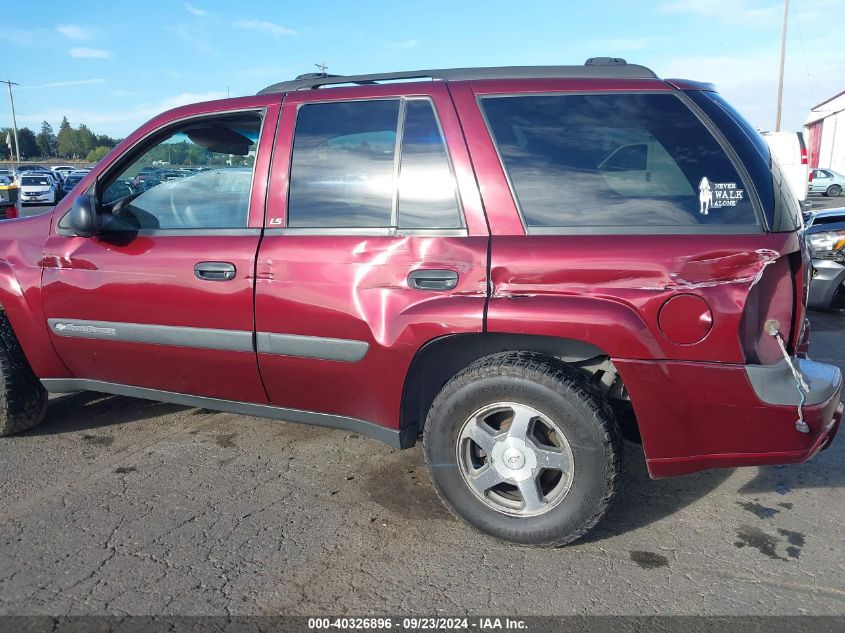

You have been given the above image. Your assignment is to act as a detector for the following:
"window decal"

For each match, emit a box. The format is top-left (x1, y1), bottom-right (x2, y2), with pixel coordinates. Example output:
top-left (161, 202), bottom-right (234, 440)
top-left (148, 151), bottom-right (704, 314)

top-left (698, 176), bottom-right (745, 215)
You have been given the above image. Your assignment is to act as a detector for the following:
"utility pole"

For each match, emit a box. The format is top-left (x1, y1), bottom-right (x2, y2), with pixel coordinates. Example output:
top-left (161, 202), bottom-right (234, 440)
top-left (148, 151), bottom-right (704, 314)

top-left (774, 0), bottom-right (789, 131)
top-left (316, 61), bottom-right (328, 75)
top-left (1, 79), bottom-right (20, 165)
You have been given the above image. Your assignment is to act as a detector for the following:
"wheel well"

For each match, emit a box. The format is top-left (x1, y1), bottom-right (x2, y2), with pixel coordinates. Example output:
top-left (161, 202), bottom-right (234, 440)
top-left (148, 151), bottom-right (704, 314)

top-left (400, 333), bottom-right (636, 447)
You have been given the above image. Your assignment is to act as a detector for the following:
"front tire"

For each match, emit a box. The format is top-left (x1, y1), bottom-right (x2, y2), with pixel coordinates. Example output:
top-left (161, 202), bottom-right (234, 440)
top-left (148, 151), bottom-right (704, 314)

top-left (826, 184), bottom-right (842, 197)
top-left (0, 314), bottom-right (48, 436)
top-left (423, 352), bottom-right (622, 546)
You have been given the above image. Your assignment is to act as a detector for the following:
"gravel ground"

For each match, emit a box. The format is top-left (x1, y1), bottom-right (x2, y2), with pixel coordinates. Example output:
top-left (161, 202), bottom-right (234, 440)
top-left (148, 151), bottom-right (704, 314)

top-left (0, 311), bottom-right (842, 617)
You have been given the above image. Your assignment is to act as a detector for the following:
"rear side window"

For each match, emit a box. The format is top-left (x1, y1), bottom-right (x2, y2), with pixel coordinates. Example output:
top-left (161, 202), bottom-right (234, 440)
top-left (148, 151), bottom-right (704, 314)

top-left (287, 98), bottom-right (462, 230)
top-left (481, 93), bottom-right (759, 231)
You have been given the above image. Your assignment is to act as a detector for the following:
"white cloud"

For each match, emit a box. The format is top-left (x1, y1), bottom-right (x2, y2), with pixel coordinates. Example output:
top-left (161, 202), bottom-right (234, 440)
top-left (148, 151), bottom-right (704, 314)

top-left (20, 79), bottom-right (105, 90)
top-left (69, 47), bottom-right (112, 59)
top-left (185, 3), bottom-right (207, 17)
top-left (56, 24), bottom-right (91, 40)
top-left (395, 38), bottom-right (419, 49)
top-left (235, 19), bottom-right (297, 37)
top-left (168, 25), bottom-right (219, 56)
top-left (156, 91), bottom-right (228, 111)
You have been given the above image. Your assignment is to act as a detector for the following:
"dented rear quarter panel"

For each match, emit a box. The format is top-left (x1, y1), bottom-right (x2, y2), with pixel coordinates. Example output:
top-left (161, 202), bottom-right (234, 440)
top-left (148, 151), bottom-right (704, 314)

top-left (486, 233), bottom-right (797, 363)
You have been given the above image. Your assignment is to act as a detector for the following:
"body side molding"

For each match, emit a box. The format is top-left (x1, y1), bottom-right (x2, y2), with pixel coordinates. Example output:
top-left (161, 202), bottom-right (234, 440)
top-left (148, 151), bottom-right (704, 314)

top-left (256, 332), bottom-right (369, 362)
top-left (46, 318), bottom-right (370, 362)
top-left (48, 319), bottom-right (253, 352)
top-left (41, 379), bottom-right (404, 448)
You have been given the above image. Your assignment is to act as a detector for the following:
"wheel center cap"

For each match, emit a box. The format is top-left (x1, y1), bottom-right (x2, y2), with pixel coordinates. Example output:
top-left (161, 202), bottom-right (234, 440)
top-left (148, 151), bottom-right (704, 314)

top-left (490, 437), bottom-right (537, 482)
top-left (501, 447), bottom-right (525, 470)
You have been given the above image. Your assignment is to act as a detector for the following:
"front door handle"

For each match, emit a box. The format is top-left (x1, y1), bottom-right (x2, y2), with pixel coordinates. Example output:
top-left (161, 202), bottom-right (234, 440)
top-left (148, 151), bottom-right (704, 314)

top-left (407, 269), bottom-right (459, 291)
top-left (194, 261), bottom-right (236, 281)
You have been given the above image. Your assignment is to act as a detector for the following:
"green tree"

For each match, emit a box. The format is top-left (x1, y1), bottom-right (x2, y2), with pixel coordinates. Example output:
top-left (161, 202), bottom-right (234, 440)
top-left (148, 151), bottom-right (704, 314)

top-left (77, 124), bottom-right (96, 157)
top-left (14, 128), bottom-right (38, 159)
top-left (95, 133), bottom-right (118, 148)
top-left (86, 146), bottom-right (112, 163)
top-left (36, 121), bottom-right (56, 158)
top-left (1, 127), bottom-right (38, 160)
top-left (56, 117), bottom-right (77, 158)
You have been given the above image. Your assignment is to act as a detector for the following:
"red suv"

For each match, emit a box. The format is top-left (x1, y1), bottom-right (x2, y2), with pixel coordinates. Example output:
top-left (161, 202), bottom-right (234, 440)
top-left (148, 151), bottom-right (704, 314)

top-left (0, 60), bottom-right (841, 546)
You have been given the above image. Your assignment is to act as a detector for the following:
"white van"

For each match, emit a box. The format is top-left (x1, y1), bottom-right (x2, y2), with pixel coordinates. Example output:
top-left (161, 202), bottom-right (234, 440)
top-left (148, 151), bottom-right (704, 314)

top-left (762, 131), bottom-right (809, 203)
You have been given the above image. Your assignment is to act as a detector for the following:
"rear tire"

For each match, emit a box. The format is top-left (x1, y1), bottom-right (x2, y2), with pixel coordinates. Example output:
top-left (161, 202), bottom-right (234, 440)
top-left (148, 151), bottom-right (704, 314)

top-left (826, 185), bottom-right (842, 197)
top-left (0, 314), bottom-right (48, 436)
top-left (423, 351), bottom-right (622, 546)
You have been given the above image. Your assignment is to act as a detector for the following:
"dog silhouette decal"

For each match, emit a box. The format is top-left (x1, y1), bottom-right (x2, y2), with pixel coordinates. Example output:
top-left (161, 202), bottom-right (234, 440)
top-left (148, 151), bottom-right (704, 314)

top-left (698, 176), bottom-right (713, 215)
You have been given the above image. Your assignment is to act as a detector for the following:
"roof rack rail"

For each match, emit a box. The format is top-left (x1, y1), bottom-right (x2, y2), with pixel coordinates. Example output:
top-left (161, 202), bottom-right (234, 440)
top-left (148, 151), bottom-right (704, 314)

top-left (258, 61), bottom-right (658, 94)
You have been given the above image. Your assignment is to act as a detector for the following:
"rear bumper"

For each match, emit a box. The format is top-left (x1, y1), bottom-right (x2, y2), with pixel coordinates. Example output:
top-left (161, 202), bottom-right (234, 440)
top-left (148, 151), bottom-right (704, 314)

top-left (614, 356), bottom-right (843, 478)
top-left (808, 259), bottom-right (845, 310)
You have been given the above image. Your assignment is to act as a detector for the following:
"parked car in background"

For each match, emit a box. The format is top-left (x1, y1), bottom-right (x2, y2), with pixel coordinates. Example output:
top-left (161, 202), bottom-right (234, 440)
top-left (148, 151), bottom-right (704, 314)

top-left (14, 166), bottom-right (63, 196)
top-left (61, 171), bottom-right (89, 195)
top-left (763, 131), bottom-right (809, 203)
top-left (13, 165), bottom-right (49, 179)
top-left (809, 168), bottom-right (844, 198)
top-left (0, 176), bottom-right (18, 220)
top-left (806, 208), bottom-right (845, 310)
top-left (51, 166), bottom-right (77, 179)
top-left (132, 172), bottom-right (163, 191)
top-left (18, 173), bottom-right (57, 205)
top-left (62, 169), bottom-right (91, 189)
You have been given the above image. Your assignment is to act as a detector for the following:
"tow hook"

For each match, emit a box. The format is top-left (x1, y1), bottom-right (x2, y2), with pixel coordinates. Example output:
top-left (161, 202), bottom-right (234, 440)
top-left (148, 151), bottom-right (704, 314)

top-left (765, 319), bottom-right (811, 434)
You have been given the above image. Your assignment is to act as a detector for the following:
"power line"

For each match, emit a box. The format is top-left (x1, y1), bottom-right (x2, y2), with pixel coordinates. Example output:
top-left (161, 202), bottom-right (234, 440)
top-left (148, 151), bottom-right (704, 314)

top-left (0, 79), bottom-right (20, 164)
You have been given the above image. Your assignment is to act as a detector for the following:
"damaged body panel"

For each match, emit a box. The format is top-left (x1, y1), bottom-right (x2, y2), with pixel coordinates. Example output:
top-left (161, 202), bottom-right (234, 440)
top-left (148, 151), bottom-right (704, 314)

top-left (482, 233), bottom-right (840, 477)
top-left (254, 234), bottom-right (488, 434)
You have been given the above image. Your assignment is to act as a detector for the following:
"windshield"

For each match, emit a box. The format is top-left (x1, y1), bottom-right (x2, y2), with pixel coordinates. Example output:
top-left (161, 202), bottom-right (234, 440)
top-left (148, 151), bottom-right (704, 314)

top-left (22, 176), bottom-right (51, 186)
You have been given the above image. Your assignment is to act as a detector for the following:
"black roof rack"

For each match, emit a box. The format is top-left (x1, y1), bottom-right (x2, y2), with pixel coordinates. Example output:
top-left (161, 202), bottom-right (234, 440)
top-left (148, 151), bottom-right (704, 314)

top-left (257, 59), bottom-right (658, 94)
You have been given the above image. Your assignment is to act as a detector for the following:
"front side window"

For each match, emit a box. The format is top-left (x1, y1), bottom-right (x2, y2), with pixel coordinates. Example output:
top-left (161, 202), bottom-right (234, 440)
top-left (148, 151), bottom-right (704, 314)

top-left (287, 98), bottom-right (462, 230)
top-left (481, 93), bottom-right (759, 230)
top-left (96, 112), bottom-right (262, 230)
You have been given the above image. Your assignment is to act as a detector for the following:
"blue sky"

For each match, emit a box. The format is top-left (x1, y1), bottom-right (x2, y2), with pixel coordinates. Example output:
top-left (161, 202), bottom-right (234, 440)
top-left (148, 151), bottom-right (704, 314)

top-left (5, 0), bottom-right (842, 138)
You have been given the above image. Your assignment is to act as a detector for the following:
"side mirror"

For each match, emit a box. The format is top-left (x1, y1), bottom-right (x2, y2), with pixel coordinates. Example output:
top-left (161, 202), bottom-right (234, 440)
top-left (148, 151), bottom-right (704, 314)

top-left (68, 194), bottom-right (102, 237)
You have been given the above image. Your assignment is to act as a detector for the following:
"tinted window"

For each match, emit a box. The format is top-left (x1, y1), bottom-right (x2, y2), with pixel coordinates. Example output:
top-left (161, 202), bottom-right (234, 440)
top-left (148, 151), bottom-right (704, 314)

top-left (481, 93), bottom-right (758, 229)
top-left (287, 99), bottom-right (462, 230)
top-left (288, 100), bottom-right (400, 228)
top-left (398, 100), bottom-right (462, 229)
top-left (97, 112), bottom-right (261, 230)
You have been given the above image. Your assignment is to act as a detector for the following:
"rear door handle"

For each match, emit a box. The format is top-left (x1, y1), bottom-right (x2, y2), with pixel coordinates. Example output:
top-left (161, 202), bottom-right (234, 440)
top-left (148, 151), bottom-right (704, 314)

top-left (407, 269), bottom-right (459, 291)
top-left (194, 261), bottom-right (236, 281)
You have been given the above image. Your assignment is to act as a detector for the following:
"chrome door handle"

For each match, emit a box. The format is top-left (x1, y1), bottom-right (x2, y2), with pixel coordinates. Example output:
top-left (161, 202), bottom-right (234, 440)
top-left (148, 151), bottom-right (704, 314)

top-left (194, 261), bottom-right (236, 281)
top-left (407, 269), bottom-right (459, 291)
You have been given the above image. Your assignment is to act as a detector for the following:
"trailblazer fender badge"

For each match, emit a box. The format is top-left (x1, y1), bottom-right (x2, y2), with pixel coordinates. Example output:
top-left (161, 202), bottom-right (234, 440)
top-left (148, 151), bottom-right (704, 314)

top-left (698, 176), bottom-right (745, 215)
top-left (53, 322), bottom-right (118, 337)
